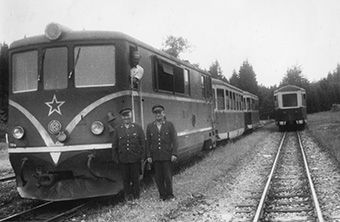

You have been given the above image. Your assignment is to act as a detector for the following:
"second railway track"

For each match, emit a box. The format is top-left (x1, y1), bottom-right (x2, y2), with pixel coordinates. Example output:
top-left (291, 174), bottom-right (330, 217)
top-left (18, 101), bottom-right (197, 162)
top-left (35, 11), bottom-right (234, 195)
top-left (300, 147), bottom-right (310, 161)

top-left (231, 131), bottom-right (324, 221)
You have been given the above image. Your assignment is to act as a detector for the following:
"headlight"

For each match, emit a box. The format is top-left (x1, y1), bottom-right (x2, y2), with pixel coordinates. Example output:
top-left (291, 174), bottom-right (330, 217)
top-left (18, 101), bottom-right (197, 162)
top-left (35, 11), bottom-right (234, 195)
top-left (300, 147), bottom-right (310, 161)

top-left (13, 126), bottom-right (25, 139)
top-left (91, 121), bottom-right (104, 135)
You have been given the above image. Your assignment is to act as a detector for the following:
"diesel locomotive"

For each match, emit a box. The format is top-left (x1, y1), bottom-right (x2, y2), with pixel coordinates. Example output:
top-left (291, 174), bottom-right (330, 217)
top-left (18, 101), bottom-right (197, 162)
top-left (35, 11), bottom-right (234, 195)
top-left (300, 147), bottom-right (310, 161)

top-left (274, 85), bottom-right (307, 131)
top-left (7, 23), bottom-right (259, 201)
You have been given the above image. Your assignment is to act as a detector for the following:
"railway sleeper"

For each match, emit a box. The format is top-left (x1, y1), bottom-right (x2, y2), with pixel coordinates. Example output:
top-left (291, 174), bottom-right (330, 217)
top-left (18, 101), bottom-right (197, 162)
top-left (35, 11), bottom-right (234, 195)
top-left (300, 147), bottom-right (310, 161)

top-left (268, 194), bottom-right (310, 198)
top-left (268, 200), bottom-right (311, 205)
top-left (265, 207), bottom-right (313, 213)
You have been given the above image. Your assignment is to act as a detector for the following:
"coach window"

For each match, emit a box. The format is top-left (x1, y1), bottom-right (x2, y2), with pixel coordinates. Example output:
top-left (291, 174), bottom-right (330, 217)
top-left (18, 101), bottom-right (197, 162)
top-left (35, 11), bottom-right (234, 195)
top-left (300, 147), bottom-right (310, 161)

top-left (247, 98), bottom-right (251, 110)
top-left (44, 47), bottom-right (68, 90)
top-left (217, 89), bottom-right (225, 110)
top-left (232, 92), bottom-right (236, 110)
top-left (240, 95), bottom-right (244, 110)
top-left (225, 90), bottom-right (230, 110)
top-left (12, 50), bottom-right (38, 93)
top-left (75, 46), bottom-right (115, 88)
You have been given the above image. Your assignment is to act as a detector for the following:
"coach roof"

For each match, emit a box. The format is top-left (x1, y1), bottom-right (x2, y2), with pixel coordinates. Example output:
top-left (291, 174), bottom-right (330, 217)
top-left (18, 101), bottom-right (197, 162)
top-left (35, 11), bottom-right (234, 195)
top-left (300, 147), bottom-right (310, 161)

top-left (274, 85), bottom-right (306, 94)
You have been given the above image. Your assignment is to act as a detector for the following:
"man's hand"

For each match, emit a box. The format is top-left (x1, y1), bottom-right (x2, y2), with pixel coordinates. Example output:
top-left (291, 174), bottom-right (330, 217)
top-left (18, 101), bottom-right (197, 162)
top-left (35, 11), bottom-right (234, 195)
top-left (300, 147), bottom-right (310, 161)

top-left (171, 155), bottom-right (177, 162)
top-left (147, 157), bottom-right (152, 163)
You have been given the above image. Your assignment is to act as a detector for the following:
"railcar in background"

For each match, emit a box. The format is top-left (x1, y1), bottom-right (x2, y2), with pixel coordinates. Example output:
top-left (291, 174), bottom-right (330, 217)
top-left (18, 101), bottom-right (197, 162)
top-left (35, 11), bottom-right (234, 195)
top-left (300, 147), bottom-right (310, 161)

top-left (273, 85), bottom-right (307, 131)
top-left (243, 91), bottom-right (260, 130)
top-left (7, 23), bottom-right (216, 201)
top-left (212, 79), bottom-right (245, 141)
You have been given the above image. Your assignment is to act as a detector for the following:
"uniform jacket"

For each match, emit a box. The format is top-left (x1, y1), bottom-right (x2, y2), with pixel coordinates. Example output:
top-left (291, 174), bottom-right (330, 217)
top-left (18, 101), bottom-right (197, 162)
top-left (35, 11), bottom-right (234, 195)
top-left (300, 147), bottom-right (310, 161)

top-left (146, 120), bottom-right (178, 161)
top-left (112, 123), bottom-right (145, 164)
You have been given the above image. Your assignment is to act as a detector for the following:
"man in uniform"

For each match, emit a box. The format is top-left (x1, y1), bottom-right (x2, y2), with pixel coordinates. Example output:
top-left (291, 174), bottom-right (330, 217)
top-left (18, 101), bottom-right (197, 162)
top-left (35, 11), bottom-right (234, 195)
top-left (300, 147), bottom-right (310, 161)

top-left (112, 108), bottom-right (145, 201)
top-left (146, 105), bottom-right (178, 201)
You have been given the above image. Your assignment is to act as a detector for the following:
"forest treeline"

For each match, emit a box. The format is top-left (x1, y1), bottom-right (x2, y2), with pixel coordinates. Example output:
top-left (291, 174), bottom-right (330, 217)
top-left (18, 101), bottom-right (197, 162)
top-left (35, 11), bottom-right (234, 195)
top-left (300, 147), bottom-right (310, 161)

top-left (210, 59), bottom-right (340, 119)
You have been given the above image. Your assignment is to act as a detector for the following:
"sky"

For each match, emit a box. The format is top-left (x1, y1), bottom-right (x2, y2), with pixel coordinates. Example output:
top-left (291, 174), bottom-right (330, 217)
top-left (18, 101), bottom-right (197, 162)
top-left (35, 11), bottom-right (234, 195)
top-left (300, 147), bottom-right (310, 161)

top-left (1, 0), bottom-right (340, 87)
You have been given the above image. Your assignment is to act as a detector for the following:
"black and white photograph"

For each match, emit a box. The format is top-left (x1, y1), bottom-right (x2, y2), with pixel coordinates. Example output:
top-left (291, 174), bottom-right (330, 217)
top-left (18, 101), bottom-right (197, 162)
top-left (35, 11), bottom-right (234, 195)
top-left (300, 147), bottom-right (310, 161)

top-left (1, 0), bottom-right (340, 221)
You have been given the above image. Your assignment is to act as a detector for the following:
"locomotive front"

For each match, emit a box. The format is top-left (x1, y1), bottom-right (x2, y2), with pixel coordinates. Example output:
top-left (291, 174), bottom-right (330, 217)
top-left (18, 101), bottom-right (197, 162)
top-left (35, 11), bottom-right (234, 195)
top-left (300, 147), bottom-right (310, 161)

top-left (7, 23), bottom-right (133, 200)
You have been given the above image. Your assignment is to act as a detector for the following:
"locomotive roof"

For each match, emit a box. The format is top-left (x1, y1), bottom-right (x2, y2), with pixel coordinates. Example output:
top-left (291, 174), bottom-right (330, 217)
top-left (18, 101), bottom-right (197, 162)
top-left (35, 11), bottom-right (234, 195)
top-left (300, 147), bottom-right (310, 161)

top-left (9, 26), bottom-right (210, 76)
top-left (274, 85), bottom-right (306, 94)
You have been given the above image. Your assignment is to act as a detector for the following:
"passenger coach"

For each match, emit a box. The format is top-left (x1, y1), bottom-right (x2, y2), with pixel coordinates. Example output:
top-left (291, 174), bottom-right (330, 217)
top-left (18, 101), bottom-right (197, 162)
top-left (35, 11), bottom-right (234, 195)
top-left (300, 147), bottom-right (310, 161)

top-left (274, 85), bottom-right (307, 130)
top-left (7, 23), bottom-right (216, 201)
top-left (243, 91), bottom-right (260, 130)
top-left (212, 79), bottom-right (245, 141)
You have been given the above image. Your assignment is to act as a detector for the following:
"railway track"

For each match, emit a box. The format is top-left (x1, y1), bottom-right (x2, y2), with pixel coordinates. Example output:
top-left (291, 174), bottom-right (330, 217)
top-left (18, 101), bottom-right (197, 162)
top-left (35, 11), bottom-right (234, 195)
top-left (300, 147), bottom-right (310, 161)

top-left (0, 199), bottom-right (89, 222)
top-left (231, 131), bottom-right (324, 221)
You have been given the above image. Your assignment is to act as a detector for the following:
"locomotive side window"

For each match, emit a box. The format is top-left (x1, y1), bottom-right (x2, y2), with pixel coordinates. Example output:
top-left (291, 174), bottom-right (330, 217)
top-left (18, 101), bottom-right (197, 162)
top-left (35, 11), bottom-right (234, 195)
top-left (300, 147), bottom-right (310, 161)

top-left (75, 46), bottom-right (115, 88)
top-left (201, 75), bottom-right (207, 99)
top-left (184, 69), bottom-right (190, 96)
top-left (157, 60), bottom-right (174, 92)
top-left (12, 50), bottom-right (38, 93)
top-left (44, 47), bottom-right (68, 90)
top-left (274, 95), bottom-right (278, 108)
top-left (155, 58), bottom-right (189, 96)
top-left (282, 93), bottom-right (297, 107)
top-left (302, 93), bottom-right (306, 106)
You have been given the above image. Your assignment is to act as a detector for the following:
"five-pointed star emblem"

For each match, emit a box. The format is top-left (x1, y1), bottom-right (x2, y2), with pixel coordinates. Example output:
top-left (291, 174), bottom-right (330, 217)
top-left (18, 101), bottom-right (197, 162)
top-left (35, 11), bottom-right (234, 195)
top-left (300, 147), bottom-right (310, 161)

top-left (45, 94), bottom-right (65, 116)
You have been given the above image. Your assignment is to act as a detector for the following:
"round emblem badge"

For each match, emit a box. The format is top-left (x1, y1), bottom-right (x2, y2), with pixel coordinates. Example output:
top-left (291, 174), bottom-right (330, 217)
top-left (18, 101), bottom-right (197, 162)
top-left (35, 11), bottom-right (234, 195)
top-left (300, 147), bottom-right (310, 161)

top-left (48, 120), bottom-right (62, 135)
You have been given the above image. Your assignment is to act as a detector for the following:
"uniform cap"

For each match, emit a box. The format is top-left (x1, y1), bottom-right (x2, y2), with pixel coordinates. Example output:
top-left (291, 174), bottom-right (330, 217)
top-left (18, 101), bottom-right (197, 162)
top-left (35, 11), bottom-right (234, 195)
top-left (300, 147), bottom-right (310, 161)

top-left (119, 107), bottom-right (132, 115)
top-left (152, 105), bottom-right (165, 113)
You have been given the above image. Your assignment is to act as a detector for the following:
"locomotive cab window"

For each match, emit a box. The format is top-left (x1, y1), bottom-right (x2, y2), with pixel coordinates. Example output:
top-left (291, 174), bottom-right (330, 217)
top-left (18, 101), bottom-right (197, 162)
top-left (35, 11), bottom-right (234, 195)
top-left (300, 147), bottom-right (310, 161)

top-left (43, 47), bottom-right (68, 90)
top-left (75, 45), bottom-right (116, 88)
top-left (282, 93), bottom-right (297, 107)
top-left (12, 50), bottom-right (38, 93)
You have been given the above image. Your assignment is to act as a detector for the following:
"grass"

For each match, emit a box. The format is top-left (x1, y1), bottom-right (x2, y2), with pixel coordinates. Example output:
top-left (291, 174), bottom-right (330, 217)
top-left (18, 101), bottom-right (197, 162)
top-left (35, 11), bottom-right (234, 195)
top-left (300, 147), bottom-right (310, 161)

top-left (307, 111), bottom-right (340, 161)
top-left (0, 143), bottom-right (13, 177)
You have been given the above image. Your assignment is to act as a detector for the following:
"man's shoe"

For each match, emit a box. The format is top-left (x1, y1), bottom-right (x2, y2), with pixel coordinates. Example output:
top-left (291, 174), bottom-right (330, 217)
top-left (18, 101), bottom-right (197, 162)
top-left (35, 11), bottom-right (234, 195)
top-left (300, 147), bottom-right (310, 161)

top-left (167, 194), bottom-right (176, 200)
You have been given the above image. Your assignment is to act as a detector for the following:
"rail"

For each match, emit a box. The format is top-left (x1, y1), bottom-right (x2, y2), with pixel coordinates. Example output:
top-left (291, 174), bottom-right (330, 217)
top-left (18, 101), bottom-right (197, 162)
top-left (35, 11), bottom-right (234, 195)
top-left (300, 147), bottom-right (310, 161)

top-left (252, 132), bottom-right (286, 221)
top-left (253, 131), bottom-right (325, 221)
